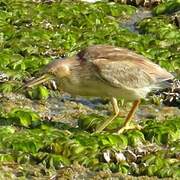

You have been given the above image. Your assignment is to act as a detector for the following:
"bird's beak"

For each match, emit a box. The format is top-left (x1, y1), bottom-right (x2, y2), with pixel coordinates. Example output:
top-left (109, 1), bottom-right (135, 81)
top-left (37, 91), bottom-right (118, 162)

top-left (24, 74), bottom-right (53, 88)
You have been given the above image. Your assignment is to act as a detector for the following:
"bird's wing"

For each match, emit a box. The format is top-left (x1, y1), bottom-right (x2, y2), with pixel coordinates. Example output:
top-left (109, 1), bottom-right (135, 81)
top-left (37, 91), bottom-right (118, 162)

top-left (92, 58), bottom-right (154, 89)
top-left (77, 45), bottom-right (173, 88)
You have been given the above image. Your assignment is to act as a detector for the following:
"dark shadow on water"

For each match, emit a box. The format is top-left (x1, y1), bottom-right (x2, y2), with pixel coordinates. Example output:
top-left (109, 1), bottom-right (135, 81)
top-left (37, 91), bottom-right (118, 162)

top-left (51, 95), bottom-right (108, 109)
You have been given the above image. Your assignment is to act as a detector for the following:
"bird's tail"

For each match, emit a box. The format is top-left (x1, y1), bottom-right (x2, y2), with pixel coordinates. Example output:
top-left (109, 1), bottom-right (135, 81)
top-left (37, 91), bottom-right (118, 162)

top-left (156, 79), bottom-right (174, 89)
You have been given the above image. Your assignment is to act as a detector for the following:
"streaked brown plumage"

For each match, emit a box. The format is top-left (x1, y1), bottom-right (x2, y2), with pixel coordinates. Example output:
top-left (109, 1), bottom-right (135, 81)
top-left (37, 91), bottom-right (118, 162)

top-left (24, 45), bottom-right (174, 133)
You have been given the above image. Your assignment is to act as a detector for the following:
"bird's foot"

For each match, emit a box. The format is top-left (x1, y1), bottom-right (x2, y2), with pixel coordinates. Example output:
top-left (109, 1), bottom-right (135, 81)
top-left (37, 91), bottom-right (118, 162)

top-left (117, 123), bottom-right (142, 134)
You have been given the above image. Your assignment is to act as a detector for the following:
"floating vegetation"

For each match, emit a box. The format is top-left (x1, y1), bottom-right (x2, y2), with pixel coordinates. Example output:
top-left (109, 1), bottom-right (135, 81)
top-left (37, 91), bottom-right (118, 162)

top-left (0, 109), bottom-right (179, 178)
top-left (0, 0), bottom-right (179, 179)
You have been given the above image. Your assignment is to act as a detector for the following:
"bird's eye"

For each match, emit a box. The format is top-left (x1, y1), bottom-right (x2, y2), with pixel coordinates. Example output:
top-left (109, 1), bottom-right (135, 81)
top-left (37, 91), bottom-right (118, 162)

top-left (48, 71), bottom-right (55, 77)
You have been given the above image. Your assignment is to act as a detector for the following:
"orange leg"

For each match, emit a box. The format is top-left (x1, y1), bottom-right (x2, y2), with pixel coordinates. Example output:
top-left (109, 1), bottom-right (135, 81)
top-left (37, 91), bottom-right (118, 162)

top-left (96, 99), bottom-right (141, 133)
top-left (118, 99), bottom-right (141, 134)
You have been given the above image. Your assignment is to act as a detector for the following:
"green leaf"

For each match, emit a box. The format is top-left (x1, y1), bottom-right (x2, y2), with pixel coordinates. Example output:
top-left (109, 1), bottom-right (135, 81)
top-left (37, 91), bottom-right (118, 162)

top-left (126, 130), bottom-right (145, 147)
top-left (26, 85), bottom-right (49, 100)
top-left (8, 108), bottom-right (41, 128)
top-left (0, 154), bottom-right (14, 162)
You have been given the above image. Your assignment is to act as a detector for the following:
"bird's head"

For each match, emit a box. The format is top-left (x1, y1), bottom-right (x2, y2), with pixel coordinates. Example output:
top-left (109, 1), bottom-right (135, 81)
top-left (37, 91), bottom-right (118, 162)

top-left (23, 58), bottom-right (73, 89)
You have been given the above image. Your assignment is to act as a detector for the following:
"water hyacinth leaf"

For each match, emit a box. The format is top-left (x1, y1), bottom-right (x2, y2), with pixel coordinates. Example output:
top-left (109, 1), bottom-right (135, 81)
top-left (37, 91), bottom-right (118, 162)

top-left (8, 108), bottom-right (41, 127)
top-left (158, 164), bottom-right (180, 178)
top-left (153, 0), bottom-right (180, 15)
top-left (17, 111), bottom-right (31, 127)
top-left (12, 140), bottom-right (38, 153)
top-left (48, 154), bottom-right (70, 168)
top-left (147, 165), bottom-right (158, 176)
top-left (126, 130), bottom-right (145, 147)
top-left (73, 133), bottom-right (99, 153)
top-left (143, 118), bottom-right (180, 144)
top-left (37, 86), bottom-right (49, 100)
top-left (106, 117), bottom-right (124, 130)
top-left (118, 164), bottom-right (129, 174)
top-left (26, 85), bottom-right (49, 100)
top-left (0, 82), bottom-right (14, 93)
top-left (0, 126), bottom-right (16, 137)
top-left (110, 162), bottom-right (129, 174)
top-left (150, 158), bottom-right (170, 176)
top-left (78, 114), bottom-right (105, 131)
top-left (71, 144), bottom-right (86, 155)
top-left (0, 154), bottom-right (14, 162)
top-left (107, 134), bottom-right (128, 148)
top-left (136, 16), bottom-right (179, 41)
top-left (172, 164), bottom-right (180, 179)
top-left (74, 156), bottom-right (98, 167)
top-left (97, 134), bottom-right (128, 149)
top-left (2, 131), bottom-right (45, 154)
top-left (0, 52), bottom-right (11, 68)
top-left (23, 56), bottom-right (51, 74)
top-left (16, 153), bottom-right (31, 164)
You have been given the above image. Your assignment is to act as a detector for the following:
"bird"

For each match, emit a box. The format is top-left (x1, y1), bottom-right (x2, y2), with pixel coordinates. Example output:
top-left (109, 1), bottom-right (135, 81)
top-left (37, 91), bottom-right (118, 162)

top-left (23, 45), bottom-right (174, 133)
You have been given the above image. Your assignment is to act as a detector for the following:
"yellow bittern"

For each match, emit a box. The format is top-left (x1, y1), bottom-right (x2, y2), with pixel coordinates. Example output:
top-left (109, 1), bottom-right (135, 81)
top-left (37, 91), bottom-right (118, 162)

top-left (23, 45), bottom-right (174, 133)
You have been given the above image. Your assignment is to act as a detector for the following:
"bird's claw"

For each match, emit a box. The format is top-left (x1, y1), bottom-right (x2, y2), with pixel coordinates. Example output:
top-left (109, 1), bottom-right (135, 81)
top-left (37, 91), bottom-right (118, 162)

top-left (117, 123), bottom-right (142, 134)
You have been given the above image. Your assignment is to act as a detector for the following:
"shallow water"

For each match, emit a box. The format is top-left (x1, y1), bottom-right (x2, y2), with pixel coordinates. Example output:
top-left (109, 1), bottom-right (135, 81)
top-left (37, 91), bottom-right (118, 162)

top-left (121, 8), bottom-right (152, 32)
top-left (1, 92), bottom-right (179, 126)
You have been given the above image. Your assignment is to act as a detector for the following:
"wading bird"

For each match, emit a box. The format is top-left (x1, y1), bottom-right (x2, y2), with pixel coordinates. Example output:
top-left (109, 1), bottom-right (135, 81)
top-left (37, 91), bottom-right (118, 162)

top-left (24, 45), bottom-right (173, 133)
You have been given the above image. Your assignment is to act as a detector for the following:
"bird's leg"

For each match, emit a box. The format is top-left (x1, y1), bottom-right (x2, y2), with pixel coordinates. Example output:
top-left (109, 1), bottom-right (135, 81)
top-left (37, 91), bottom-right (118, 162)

top-left (96, 97), bottom-right (119, 133)
top-left (123, 100), bottom-right (140, 126)
top-left (111, 97), bottom-right (119, 115)
top-left (117, 99), bottom-right (141, 134)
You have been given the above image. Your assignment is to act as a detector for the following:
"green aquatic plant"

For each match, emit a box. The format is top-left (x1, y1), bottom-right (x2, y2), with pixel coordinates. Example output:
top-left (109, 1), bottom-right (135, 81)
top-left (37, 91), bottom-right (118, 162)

top-left (7, 108), bottom-right (41, 127)
top-left (0, 108), bottom-right (179, 178)
top-left (137, 16), bottom-right (180, 72)
top-left (142, 117), bottom-right (180, 144)
top-left (0, 0), bottom-right (179, 178)
top-left (153, 0), bottom-right (180, 15)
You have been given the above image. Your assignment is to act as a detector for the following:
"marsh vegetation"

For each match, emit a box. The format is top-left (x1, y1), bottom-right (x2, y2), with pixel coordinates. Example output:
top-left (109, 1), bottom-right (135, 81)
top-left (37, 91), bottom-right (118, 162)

top-left (0, 0), bottom-right (179, 179)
